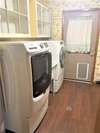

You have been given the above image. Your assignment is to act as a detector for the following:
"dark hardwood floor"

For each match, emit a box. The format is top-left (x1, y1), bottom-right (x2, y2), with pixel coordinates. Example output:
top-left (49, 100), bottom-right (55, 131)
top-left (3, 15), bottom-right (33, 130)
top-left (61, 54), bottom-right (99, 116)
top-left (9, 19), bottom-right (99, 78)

top-left (36, 80), bottom-right (100, 133)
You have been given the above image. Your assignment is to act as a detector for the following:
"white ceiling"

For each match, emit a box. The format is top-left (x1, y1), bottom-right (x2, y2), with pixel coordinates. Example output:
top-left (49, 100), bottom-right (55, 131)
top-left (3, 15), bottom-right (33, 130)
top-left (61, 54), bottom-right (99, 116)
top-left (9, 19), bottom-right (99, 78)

top-left (48, 0), bottom-right (100, 10)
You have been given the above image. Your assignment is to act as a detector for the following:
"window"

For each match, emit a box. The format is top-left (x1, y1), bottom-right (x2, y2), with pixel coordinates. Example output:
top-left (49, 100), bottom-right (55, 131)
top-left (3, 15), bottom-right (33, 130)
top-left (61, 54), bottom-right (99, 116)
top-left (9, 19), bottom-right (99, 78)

top-left (0, 0), bottom-right (29, 36)
top-left (66, 17), bottom-right (92, 53)
top-left (36, 2), bottom-right (51, 37)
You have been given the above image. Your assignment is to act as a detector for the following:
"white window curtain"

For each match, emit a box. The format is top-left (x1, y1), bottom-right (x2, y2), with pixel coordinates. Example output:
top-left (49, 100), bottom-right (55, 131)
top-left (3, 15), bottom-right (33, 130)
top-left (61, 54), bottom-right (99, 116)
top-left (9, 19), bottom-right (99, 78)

top-left (66, 18), bottom-right (92, 53)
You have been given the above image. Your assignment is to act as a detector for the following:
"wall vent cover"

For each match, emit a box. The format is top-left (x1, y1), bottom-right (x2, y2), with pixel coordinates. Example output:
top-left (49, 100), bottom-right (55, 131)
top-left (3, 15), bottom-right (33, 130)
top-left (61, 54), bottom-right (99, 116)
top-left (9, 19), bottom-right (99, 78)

top-left (76, 63), bottom-right (89, 80)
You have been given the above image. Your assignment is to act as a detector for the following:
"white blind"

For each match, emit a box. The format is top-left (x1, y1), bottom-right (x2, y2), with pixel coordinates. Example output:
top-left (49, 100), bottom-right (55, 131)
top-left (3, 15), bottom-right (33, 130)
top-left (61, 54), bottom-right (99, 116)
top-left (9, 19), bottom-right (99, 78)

top-left (66, 18), bottom-right (92, 53)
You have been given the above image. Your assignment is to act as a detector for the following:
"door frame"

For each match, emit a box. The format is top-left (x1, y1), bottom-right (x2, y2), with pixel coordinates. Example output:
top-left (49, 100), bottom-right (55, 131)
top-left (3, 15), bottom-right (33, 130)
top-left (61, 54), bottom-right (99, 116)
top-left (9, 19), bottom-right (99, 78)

top-left (62, 9), bottom-right (100, 83)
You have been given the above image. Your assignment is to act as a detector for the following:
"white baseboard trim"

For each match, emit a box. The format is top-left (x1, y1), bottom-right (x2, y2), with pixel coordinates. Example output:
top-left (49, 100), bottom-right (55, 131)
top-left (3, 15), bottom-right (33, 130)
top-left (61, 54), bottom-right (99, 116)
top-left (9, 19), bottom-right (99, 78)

top-left (64, 78), bottom-right (92, 84)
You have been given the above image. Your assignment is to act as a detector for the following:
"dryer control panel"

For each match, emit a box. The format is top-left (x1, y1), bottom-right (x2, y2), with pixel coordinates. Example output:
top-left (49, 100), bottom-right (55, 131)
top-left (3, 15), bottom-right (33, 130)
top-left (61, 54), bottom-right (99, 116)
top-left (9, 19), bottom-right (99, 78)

top-left (24, 41), bottom-right (49, 54)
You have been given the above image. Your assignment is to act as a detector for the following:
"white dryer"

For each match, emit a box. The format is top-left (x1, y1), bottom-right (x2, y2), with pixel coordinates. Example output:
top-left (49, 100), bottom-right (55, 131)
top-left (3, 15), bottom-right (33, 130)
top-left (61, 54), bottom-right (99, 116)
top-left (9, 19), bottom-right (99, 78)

top-left (48, 41), bottom-right (64, 93)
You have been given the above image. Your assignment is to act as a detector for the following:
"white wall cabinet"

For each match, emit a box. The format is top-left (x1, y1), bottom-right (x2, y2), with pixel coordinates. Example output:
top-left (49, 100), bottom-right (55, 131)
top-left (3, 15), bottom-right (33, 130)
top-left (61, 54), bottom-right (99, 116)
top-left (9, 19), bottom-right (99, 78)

top-left (0, 0), bottom-right (29, 36)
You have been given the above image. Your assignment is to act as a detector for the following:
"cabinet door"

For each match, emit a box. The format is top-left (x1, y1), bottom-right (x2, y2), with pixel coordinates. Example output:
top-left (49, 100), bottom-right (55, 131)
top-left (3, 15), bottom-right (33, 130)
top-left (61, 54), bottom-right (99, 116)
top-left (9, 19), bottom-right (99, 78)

top-left (0, 0), bottom-right (29, 35)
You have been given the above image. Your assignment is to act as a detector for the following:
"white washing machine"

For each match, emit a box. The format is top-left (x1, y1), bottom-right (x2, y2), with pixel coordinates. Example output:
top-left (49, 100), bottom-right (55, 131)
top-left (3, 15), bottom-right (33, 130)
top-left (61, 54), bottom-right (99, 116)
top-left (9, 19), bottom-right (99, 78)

top-left (48, 41), bottom-right (64, 93)
top-left (0, 41), bottom-right (52, 133)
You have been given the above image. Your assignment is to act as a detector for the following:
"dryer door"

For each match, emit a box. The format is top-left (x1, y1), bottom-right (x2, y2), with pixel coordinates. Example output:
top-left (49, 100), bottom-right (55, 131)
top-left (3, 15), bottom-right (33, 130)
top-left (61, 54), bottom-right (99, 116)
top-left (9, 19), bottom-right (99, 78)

top-left (31, 52), bottom-right (51, 98)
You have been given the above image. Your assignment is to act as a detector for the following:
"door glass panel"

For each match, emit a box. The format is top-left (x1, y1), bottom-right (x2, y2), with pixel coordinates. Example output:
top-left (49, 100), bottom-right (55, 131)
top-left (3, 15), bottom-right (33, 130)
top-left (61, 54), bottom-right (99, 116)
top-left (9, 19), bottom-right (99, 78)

top-left (19, 0), bottom-right (27, 15)
top-left (37, 3), bottom-right (51, 36)
top-left (0, 0), bottom-right (5, 8)
top-left (38, 21), bottom-right (42, 34)
top-left (19, 16), bottom-right (28, 33)
top-left (0, 9), bottom-right (8, 33)
top-left (0, 10), bottom-right (1, 32)
top-left (43, 8), bottom-right (50, 23)
top-left (42, 8), bottom-right (46, 22)
top-left (66, 18), bottom-right (92, 53)
top-left (8, 11), bottom-right (19, 33)
top-left (43, 23), bottom-right (50, 35)
top-left (37, 4), bottom-right (42, 21)
top-left (6, 0), bottom-right (18, 11)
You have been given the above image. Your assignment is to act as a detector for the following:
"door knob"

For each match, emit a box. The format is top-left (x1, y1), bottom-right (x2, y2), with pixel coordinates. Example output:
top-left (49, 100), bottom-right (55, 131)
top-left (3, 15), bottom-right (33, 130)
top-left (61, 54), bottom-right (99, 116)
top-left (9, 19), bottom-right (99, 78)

top-left (90, 53), bottom-right (95, 56)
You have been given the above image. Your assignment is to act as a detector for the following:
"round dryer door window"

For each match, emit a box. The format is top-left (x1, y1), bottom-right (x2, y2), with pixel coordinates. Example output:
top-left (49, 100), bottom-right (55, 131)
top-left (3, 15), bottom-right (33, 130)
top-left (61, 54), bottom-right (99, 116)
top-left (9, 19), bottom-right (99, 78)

top-left (59, 47), bottom-right (64, 68)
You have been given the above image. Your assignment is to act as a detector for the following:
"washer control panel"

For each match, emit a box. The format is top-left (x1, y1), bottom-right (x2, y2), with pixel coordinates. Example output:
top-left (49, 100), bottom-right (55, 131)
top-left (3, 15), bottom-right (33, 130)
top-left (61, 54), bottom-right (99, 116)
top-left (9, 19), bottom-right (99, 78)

top-left (24, 41), bottom-right (49, 53)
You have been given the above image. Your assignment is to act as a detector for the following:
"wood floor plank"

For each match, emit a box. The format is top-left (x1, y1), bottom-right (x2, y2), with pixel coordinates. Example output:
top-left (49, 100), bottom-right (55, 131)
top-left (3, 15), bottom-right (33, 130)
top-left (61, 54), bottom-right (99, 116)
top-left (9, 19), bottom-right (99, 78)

top-left (36, 81), bottom-right (100, 133)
